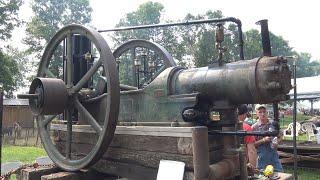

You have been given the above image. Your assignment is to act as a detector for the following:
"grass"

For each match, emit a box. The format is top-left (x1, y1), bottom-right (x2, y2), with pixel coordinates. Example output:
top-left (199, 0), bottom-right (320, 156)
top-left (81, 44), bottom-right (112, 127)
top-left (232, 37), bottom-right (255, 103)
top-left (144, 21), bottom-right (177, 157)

top-left (284, 167), bottom-right (320, 180)
top-left (279, 114), bottom-right (312, 128)
top-left (279, 114), bottom-right (315, 142)
top-left (2, 145), bottom-right (47, 163)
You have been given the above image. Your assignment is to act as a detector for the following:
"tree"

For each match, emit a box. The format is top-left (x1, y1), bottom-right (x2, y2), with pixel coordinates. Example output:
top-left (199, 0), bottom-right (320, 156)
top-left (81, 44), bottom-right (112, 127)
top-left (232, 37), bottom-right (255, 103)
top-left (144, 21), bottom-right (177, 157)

top-left (295, 52), bottom-right (320, 78)
top-left (0, 50), bottom-right (20, 97)
top-left (113, 1), bottom-right (184, 62)
top-left (112, 1), bottom-right (185, 85)
top-left (113, 1), bottom-right (164, 44)
top-left (23, 0), bottom-right (92, 73)
top-left (0, 0), bottom-right (23, 96)
top-left (0, 0), bottom-right (23, 40)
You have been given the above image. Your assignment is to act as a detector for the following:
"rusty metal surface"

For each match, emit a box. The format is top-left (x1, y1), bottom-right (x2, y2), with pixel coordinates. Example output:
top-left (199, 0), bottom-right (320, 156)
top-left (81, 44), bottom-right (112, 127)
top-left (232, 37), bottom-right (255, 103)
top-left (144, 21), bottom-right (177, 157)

top-left (173, 56), bottom-right (291, 104)
top-left (192, 127), bottom-right (209, 179)
top-left (29, 78), bottom-right (68, 115)
top-left (117, 56), bottom-right (291, 124)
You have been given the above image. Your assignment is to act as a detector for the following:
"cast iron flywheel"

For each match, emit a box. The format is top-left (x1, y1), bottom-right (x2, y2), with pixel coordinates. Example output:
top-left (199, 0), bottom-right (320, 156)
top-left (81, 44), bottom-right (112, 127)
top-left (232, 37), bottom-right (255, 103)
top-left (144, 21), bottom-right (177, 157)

top-left (113, 39), bottom-right (176, 87)
top-left (20, 24), bottom-right (120, 171)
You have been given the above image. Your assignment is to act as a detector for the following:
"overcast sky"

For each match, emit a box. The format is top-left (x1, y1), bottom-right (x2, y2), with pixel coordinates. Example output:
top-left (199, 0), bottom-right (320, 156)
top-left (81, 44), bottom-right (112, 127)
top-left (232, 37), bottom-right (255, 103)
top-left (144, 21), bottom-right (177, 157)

top-left (90, 0), bottom-right (320, 60)
top-left (14, 0), bottom-right (320, 60)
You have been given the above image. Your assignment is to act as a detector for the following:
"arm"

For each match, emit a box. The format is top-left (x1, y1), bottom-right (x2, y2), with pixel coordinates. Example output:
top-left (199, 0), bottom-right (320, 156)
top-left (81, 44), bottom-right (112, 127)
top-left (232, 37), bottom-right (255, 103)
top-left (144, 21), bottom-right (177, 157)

top-left (254, 136), bottom-right (271, 148)
top-left (247, 143), bottom-right (257, 167)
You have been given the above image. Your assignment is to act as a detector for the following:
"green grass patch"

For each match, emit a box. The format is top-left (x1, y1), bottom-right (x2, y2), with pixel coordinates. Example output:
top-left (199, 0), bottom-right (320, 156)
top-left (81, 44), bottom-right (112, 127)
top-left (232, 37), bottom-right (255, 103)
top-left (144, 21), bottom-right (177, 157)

top-left (284, 167), bottom-right (320, 180)
top-left (2, 145), bottom-right (47, 163)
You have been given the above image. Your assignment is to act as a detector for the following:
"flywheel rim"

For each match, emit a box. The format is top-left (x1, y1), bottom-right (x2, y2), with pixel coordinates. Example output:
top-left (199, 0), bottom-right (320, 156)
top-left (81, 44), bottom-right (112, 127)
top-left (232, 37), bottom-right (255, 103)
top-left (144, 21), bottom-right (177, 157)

top-left (36, 24), bottom-right (119, 171)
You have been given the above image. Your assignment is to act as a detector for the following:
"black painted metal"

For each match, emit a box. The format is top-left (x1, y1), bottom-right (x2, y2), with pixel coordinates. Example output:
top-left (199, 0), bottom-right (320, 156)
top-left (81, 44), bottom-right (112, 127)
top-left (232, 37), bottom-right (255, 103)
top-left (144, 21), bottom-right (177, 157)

top-left (73, 35), bottom-right (91, 87)
top-left (208, 130), bottom-right (279, 137)
top-left (100, 17), bottom-right (245, 60)
top-left (293, 59), bottom-right (298, 180)
top-left (0, 89), bottom-right (3, 175)
top-left (256, 19), bottom-right (272, 56)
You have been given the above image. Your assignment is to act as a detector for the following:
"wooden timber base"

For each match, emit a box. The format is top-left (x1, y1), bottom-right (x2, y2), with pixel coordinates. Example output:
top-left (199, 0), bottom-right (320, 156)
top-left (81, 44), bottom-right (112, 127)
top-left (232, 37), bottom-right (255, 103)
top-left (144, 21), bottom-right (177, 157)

top-left (51, 125), bottom-right (240, 180)
top-left (18, 166), bottom-right (119, 180)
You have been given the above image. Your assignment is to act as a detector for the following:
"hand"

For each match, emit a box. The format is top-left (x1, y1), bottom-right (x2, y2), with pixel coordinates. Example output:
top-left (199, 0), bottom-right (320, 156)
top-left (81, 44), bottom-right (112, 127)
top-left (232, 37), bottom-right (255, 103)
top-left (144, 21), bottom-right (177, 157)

top-left (263, 136), bottom-right (272, 143)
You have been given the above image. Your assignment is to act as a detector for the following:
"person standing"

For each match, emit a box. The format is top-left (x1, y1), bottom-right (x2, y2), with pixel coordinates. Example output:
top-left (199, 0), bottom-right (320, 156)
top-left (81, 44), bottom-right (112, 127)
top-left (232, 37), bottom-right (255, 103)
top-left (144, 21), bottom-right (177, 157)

top-left (238, 104), bottom-right (257, 168)
top-left (252, 104), bottom-right (283, 172)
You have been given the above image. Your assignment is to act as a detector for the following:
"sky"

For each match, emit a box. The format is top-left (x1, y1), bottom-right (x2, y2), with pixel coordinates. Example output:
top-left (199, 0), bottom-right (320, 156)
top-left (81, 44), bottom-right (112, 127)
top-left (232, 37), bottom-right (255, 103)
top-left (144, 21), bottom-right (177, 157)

top-left (12, 0), bottom-right (320, 60)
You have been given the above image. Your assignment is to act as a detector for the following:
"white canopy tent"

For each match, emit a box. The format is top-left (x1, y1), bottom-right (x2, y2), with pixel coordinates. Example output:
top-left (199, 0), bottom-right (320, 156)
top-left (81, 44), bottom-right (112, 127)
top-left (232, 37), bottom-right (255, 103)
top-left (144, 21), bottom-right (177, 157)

top-left (289, 76), bottom-right (320, 109)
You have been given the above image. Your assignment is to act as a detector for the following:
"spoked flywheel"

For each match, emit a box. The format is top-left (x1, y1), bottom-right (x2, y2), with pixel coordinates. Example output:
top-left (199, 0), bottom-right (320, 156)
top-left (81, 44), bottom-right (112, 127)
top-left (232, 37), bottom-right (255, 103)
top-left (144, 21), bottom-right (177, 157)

top-left (113, 39), bottom-right (176, 89)
top-left (19, 24), bottom-right (120, 171)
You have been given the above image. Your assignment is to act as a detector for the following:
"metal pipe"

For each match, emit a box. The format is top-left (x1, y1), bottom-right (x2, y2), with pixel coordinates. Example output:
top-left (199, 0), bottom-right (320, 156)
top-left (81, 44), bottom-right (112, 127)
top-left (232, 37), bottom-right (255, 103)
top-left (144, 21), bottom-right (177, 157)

top-left (208, 158), bottom-right (238, 179)
top-left (17, 94), bottom-right (39, 99)
top-left (256, 19), bottom-right (271, 56)
top-left (0, 88), bottom-right (3, 175)
top-left (293, 58), bottom-right (298, 180)
top-left (256, 19), bottom-right (280, 122)
top-left (99, 17), bottom-right (244, 60)
top-left (238, 145), bottom-right (248, 180)
top-left (192, 127), bottom-right (209, 179)
top-left (208, 130), bottom-right (280, 136)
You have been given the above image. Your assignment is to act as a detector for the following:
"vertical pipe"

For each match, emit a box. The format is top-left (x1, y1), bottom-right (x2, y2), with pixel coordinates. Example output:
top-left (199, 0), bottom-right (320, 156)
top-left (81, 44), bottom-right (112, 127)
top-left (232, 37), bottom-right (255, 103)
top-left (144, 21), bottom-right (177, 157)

top-left (238, 145), bottom-right (248, 180)
top-left (131, 48), bottom-right (136, 87)
top-left (66, 34), bottom-right (73, 159)
top-left (256, 19), bottom-right (279, 122)
top-left (237, 23), bottom-right (245, 60)
top-left (293, 59), bottom-right (298, 180)
top-left (192, 126), bottom-right (209, 179)
top-left (256, 19), bottom-right (271, 56)
top-left (310, 100), bottom-right (314, 116)
top-left (0, 88), bottom-right (3, 175)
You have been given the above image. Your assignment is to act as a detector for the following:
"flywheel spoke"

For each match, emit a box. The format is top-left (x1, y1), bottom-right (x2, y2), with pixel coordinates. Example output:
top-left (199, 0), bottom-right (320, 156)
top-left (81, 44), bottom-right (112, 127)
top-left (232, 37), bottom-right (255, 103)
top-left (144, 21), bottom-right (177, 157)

top-left (74, 97), bottom-right (102, 134)
top-left (31, 24), bottom-right (119, 171)
top-left (65, 108), bottom-right (73, 159)
top-left (44, 69), bottom-right (56, 78)
top-left (72, 59), bottom-right (102, 93)
top-left (66, 33), bottom-right (73, 86)
top-left (43, 115), bottom-right (57, 127)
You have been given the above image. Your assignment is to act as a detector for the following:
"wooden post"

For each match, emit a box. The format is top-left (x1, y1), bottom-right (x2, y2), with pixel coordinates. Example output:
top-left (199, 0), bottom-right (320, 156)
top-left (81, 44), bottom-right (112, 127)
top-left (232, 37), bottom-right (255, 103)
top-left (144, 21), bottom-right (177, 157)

top-left (25, 129), bottom-right (29, 146)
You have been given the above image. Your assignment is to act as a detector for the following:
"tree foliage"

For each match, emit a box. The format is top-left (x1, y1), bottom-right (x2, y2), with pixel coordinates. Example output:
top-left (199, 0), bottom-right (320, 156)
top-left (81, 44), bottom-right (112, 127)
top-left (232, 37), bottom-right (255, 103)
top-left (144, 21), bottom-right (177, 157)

top-left (112, 1), bottom-right (320, 79)
top-left (0, 0), bottom-right (23, 40)
top-left (0, 0), bottom-right (23, 96)
top-left (23, 0), bottom-right (92, 59)
top-left (113, 1), bottom-right (184, 63)
top-left (0, 50), bottom-right (19, 97)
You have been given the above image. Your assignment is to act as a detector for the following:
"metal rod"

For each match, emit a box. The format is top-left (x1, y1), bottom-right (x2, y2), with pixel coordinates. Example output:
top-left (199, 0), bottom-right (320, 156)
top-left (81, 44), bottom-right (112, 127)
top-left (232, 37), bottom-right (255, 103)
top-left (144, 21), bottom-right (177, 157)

top-left (293, 58), bottom-right (298, 180)
top-left (208, 130), bottom-right (279, 136)
top-left (17, 94), bottom-right (39, 99)
top-left (66, 109), bottom-right (72, 159)
top-left (99, 17), bottom-right (245, 60)
top-left (0, 89), bottom-right (3, 175)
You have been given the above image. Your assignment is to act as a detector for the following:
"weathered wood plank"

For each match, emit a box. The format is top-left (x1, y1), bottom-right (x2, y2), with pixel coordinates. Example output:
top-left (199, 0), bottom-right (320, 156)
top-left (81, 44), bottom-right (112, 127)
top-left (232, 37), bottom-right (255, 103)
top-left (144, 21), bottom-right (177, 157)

top-left (19, 167), bottom-right (60, 180)
top-left (51, 124), bottom-right (198, 137)
top-left (40, 170), bottom-right (113, 180)
top-left (54, 131), bottom-right (223, 155)
top-left (41, 172), bottom-right (79, 180)
top-left (92, 159), bottom-right (194, 180)
top-left (56, 142), bottom-right (195, 169)
top-left (93, 159), bottom-right (157, 180)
